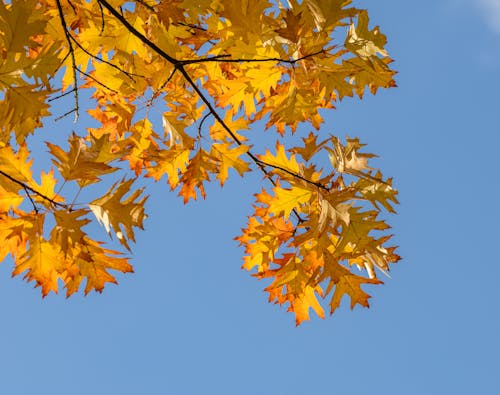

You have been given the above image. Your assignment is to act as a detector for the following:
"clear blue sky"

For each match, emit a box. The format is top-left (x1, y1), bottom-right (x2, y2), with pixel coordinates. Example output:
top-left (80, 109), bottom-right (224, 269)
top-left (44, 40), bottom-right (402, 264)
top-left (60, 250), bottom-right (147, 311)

top-left (1, 1), bottom-right (499, 394)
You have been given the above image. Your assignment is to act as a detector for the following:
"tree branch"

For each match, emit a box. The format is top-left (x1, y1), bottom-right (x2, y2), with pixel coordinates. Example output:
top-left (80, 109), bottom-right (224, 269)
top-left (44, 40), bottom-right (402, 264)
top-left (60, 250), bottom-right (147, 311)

top-left (97, 0), bottom-right (328, 220)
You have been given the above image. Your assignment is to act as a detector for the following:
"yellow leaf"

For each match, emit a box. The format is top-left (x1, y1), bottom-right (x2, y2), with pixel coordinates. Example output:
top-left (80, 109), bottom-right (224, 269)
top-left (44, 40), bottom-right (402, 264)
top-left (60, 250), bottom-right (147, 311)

top-left (268, 185), bottom-right (312, 219)
top-left (0, 86), bottom-right (51, 142)
top-left (211, 143), bottom-right (250, 185)
top-left (258, 142), bottom-right (300, 175)
top-left (89, 178), bottom-right (148, 250)
top-left (0, 144), bottom-right (36, 190)
top-left (0, 184), bottom-right (24, 211)
top-left (33, 169), bottom-right (64, 206)
top-left (146, 146), bottom-right (190, 188)
top-left (13, 238), bottom-right (65, 296)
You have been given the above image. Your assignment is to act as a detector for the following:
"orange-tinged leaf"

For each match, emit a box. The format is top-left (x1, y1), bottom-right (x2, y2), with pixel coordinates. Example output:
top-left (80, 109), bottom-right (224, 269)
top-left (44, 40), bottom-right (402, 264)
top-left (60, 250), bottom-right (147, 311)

top-left (47, 132), bottom-right (118, 186)
top-left (290, 132), bottom-right (327, 162)
top-left (50, 209), bottom-right (91, 257)
top-left (0, 0), bottom-right (47, 53)
top-left (0, 86), bottom-right (51, 142)
top-left (11, 213), bottom-right (65, 297)
top-left (178, 149), bottom-right (217, 203)
top-left (13, 238), bottom-right (66, 296)
top-left (0, 215), bottom-right (28, 261)
top-left (146, 146), bottom-right (190, 188)
top-left (64, 237), bottom-right (133, 296)
top-left (290, 285), bottom-right (325, 325)
top-left (329, 271), bottom-right (382, 314)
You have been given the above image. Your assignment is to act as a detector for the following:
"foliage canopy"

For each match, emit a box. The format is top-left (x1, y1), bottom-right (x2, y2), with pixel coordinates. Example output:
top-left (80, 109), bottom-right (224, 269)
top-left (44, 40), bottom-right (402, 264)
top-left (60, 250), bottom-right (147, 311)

top-left (0, 0), bottom-right (399, 324)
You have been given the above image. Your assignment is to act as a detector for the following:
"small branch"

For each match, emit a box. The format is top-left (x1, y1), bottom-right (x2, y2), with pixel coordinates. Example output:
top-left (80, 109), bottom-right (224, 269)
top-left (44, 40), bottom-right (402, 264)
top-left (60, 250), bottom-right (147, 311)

top-left (0, 171), bottom-right (68, 209)
top-left (197, 112), bottom-right (212, 139)
top-left (134, 0), bottom-right (155, 12)
top-left (48, 87), bottom-right (76, 102)
top-left (66, 0), bottom-right (77, 13)
top-left (22, 185), bottom-right (39, 213)
top-left (180, 50), bottom-right (325, 66)
top-left (77, 67), bottom-right (119, 93)
top-left (146, 67), bottom-right (178, 107)
top-left (97, 0), bottom-right (105, 34)
top-left (55, 108), bottom-right (77, 122)
top-left (254, 158), bottom-right (329, 191)
top-left (68, 33), bottom-right (141, 81)
top-left (177, 22), bottom-right (208, 32)
top-left (55, 0), bottom-right (79, 122)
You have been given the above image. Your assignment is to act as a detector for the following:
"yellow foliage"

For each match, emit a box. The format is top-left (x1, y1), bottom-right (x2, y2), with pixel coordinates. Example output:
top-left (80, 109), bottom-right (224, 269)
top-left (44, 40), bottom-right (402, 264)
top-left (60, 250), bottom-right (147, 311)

top-left (0, 0), bottom-right (399, 324)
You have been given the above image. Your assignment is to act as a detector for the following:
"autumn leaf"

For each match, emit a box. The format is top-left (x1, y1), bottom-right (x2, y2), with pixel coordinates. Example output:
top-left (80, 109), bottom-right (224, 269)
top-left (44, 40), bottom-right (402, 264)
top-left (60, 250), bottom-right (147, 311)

top-left (211, 142), bottom-right (250, 185)
top-left (64, 237), bottom-right (133, 296)
top-left (89, 178), bottom-right (148, 250)
top-left (47, 132), bottom-right (118, 186)
top-left (268, 184), bottom-right (313, 220)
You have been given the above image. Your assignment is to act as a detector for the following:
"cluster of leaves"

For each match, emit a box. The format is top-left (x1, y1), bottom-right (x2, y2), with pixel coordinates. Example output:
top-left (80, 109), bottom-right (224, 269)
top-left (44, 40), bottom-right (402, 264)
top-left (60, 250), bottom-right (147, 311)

top-left (0, 0), bottom-right (399, 324)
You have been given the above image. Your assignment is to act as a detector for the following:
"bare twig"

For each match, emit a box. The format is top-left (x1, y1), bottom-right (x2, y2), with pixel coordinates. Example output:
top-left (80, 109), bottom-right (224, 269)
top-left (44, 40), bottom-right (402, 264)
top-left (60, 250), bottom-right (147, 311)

top-left (47, 87), bottom-right (76, 102)
top-left (55, 108), bottom-right (77, 122)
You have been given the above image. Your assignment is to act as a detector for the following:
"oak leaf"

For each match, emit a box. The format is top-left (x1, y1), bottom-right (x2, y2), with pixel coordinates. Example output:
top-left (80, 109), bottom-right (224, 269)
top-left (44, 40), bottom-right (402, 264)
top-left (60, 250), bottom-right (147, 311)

top-left (89, 178), bottom-right (147, 250)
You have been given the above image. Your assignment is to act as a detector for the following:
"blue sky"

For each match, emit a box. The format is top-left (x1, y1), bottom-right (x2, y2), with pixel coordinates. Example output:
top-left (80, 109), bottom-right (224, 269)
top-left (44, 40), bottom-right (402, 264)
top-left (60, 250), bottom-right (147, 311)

top-left (1, 1), bottom-right (499, 394)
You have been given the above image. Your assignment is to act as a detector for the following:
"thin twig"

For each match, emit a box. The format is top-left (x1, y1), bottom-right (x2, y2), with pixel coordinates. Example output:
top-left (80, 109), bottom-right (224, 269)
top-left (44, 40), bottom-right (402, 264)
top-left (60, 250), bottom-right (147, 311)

top-left (68, 33), bottom-right (141, 81)
top-left (146, 67), bottom-right (178, 107)
top-left (48, 88), bottom-right (76, 102)
top-left (254, 158), bottom-right (329, 191)
top-left (180, 50), bottom-right (325, 66)
top-left (77, 67), bottom-right (119, 93)
top-left (22, 185), bottom-right (39, 213)
top-left (55, 0), bottom-right (79, 122)
top-left (197, 112), bottom-right (212, 139)
top-left (55, 108), bottom-right (77, 122)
